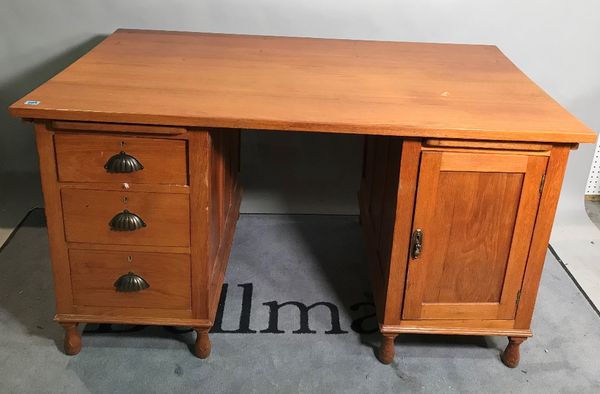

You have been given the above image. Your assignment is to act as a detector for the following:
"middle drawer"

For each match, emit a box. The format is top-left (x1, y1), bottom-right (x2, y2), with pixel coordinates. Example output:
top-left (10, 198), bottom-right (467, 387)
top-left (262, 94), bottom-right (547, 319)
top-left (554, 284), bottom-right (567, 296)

top-left (61, 189), bottom-right (190, 247)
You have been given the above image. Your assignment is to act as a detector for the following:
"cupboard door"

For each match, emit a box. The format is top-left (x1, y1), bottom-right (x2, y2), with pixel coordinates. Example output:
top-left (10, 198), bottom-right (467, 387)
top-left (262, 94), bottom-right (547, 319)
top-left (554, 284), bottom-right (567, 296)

top-left (403, 151), bottom-right (547, 320)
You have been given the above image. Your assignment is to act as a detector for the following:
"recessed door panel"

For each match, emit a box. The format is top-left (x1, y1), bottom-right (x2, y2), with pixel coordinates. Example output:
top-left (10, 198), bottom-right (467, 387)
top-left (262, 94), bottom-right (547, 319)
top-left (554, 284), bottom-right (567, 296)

top-left (403, 151), bottom-right (547, 320)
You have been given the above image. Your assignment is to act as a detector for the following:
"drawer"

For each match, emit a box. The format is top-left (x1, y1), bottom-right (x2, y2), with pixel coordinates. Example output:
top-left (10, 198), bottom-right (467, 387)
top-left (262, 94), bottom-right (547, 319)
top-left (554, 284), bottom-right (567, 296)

top-left (54, 133), bottom-right (188, 184)
top-left (69, 249), bottom-right (191, 310)
top-left (62, 189), bottom-right (190, 247)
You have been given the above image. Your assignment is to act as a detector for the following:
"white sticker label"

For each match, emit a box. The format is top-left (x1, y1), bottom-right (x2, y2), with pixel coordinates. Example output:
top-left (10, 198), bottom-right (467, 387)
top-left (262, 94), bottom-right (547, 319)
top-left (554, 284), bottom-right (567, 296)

top-left (24, 100), bottom-right (40, 105)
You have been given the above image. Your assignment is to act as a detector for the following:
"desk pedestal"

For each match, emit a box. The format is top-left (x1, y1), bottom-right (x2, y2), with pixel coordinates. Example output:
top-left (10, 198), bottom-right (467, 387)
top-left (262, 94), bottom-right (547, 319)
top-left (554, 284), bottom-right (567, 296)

top-left (35, 122), bottom-right (240, 358)
top-left (34, 121), bottom-right (571, 367)
top-left (359, 137), bottom-right (570, 367)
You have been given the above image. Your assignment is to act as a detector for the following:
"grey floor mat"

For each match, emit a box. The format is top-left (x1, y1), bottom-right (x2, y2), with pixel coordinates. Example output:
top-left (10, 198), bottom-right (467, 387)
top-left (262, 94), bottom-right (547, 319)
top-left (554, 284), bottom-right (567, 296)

top-left (1, 209), bottom-right (599, 393)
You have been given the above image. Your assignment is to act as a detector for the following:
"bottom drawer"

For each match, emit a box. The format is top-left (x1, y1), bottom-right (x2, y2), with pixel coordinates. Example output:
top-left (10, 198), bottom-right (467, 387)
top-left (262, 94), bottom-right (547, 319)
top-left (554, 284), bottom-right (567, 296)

top-left (69, 249), bottom-right (191, 310)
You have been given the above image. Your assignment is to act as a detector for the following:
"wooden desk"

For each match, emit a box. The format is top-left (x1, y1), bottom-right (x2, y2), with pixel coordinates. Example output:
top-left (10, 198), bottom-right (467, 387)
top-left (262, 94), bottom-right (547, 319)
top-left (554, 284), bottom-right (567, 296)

top-left (9, 29), bottom-right (596, 368)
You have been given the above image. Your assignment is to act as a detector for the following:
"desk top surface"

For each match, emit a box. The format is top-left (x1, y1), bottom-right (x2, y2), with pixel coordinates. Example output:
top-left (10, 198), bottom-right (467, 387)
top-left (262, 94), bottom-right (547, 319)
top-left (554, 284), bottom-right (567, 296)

top-left (10, 29), bottom-right (595, 143)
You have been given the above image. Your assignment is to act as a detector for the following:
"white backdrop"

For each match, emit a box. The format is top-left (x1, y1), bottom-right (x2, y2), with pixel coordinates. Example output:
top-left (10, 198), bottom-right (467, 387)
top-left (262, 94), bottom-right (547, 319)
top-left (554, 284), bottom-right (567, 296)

top-left (1, 1), bottom-right (599, 226)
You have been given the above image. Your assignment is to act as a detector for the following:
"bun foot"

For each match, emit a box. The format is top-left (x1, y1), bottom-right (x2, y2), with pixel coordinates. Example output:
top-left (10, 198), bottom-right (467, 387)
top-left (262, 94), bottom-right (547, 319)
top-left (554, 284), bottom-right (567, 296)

top-left (60, 323), bottom-right (82, 356)
top-left (194, 327), bottom-right (211, 359)
top-left (501, 336), bottom-right (527, 368)
top-left (377, 333), bottom-right (398, 364)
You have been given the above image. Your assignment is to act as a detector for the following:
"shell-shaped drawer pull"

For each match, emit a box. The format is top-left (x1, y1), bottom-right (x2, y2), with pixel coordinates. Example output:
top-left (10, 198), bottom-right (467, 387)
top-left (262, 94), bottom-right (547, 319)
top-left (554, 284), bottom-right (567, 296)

top-left (114, 272), bottom-right (150, 292)
top-left (109, 210), bottom-right (147, 231)
top-left (104, 151), bottom-right (144, 173)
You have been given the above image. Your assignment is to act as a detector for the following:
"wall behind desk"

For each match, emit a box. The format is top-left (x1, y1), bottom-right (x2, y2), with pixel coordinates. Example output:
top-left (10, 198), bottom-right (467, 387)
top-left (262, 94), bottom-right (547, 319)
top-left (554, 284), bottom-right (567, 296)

top-left (1, 0), bottom-right (599, 217)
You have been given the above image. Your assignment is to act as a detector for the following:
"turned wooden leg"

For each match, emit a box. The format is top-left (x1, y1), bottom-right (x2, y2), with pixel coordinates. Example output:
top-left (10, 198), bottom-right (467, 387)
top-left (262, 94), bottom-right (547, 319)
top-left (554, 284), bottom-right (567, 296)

top-left (377, 333), bottom-right (398, 364)
top-left (60, 323), bottom-right (82, 356)
top-left (501, 336), bottom-right (527, 368)
top-left (194, 327), bottom-right (211, 359)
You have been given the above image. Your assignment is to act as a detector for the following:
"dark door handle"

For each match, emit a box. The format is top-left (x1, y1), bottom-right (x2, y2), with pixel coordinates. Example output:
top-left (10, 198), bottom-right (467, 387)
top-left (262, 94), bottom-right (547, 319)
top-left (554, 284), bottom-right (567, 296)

top-left (411, 229), bottom-right (423, 259)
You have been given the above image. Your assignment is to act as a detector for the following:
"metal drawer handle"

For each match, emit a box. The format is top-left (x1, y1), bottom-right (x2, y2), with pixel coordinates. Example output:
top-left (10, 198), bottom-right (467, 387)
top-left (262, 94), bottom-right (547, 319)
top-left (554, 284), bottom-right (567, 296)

top-left (109, 210), bottom-right (147, 231)
top-left (104, 151), bottom-right (144, 173)
top-left (114, 272), bottom-right (150, 292)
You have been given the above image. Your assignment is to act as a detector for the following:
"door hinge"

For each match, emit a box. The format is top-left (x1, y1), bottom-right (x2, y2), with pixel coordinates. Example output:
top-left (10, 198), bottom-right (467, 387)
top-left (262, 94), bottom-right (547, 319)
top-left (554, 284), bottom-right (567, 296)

top-left (539, 174), bottom-right (546, 194)
top-left (515, 290), bottom-right (522, 306)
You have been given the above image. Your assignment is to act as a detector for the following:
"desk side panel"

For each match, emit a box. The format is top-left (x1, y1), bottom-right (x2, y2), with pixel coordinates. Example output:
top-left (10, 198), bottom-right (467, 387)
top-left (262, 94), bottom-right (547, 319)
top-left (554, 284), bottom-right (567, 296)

top-left (514, 145), bottom-right (570, 329)
top-left (359, 137), bottom-right (419, 325)
top-left (207, 129), bottom-right (242, 321)
top-left (188, 131), bottom-right (211, 320)
top-left (383, 140), bottom-right (422, 325)
top-left (35, 122), bottom-right (74, 315)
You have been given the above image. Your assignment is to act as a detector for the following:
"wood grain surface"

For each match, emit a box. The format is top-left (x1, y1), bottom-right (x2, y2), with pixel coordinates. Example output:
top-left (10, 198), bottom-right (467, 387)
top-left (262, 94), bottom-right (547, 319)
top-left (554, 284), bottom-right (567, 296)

top-left (61, 188), bottom-right (190, 247)
top-left (55, 133), bottom-right (188, 184)
top-left (9, 29), bottom-right (595, 143)
top-left (403, 150), bottom-right (547, 320)
top-left (69, 249), bottom-right (192, 310)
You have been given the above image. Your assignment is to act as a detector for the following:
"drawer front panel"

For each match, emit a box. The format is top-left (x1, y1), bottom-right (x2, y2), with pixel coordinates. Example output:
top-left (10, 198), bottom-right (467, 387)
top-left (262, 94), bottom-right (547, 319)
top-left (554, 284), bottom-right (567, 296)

top-left (62, 189), bottom-right (190, 247)
top-left (69, 249), bottom-right (191, 310)
top-left (55, 134), bottom-right (188, 184)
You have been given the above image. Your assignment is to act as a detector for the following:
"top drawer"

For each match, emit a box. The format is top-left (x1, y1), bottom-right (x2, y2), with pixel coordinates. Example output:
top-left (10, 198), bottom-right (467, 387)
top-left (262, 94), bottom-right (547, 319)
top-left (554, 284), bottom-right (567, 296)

top-left (54, 134), bottom-right (188, 185)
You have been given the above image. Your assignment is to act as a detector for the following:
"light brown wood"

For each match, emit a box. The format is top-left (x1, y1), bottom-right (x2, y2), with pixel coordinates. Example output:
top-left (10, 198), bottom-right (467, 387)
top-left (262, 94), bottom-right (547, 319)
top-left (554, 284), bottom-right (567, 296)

top-left (194, 327), bottom-right (212, 359)
top-left (54, 133), bottom-right (188, 184)
top-left (501, 336), bottom-right (527, 368)
top-left (61, 188), bottom-right (190, 247)
top-left (359, 138), bottom-right (422, 326)
top-left (35, 124), bottom-right (73, 315)
top-left (360, 141), bottom-right (569, 367)
top-left (514, 145), bottom-right (570, 328)
top-left (384, 318), bottom-right (516, 331)
top-left (67, 242), bottom-right (190, 254)
top-left (381, 321), bottom-right (531, 337)
top-left (358, 195), bottom-right (388, 322)
top-left (60, 182), bottom-right (189, 194)
top-left (359, 136), bottom-right (400, 321)
top-left (209, 183), bottom-right (242, 319)
top-left (207, 129), bottom-right (242, 318)
top-left (422, 172), bottom-right (522, 303)
top-left (9, 30), bottom-right (595, 143)
top-left (403, 150), bottom-right (547, 320)
top-left (41, 127), bottom-right (241, 358)
top-left (209, 132), bottom-right (225, 264)
top-left (56, 314), bottom-right (206, 326)
top-left (189, 129), bottom-right (241, 323)
top-left (188, 131), bottom-right (211, 320)
top-left (377, 333), bottom-right (398, 364)
top-left (69, 249), bottom-right (191, 310)
top-left (51, 120), bottom-right (187, 135)
top-left (70, 305), bottom-right (192, 319)
top-left (10, 30), bottom-right (595, 364)
top-left (424, 139), bottom-right (552, 151)
top-left (60, 323), bottom-right (82, 355)
top-left (423, 146), bottom-right (551, 157)
top-left (439, 151), bottom-right (529, 172)
top-left (383, 140), bottom-right (422, 326)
